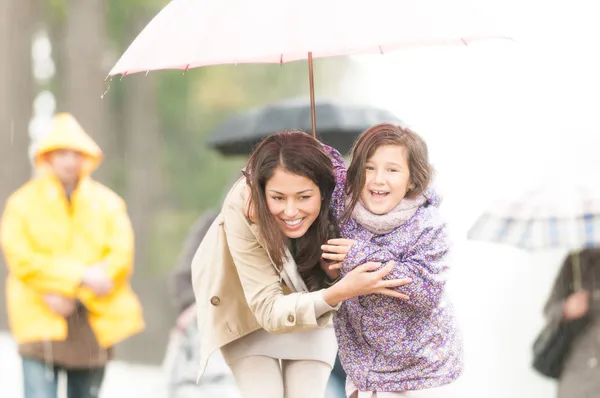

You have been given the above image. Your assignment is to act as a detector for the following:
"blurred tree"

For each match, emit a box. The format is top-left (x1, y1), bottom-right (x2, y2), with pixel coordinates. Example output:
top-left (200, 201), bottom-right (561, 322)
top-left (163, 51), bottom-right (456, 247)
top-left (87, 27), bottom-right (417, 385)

top-left (0, 0), bottom-right (36, 205)
top-left (61, 0), bottom-right (112, 182)
top-left (121, 14), bottom-right (164, 278)
top-left (0, 0), bottom-right (352, 362)
top-left (0, 0), bottom-right (37, 333)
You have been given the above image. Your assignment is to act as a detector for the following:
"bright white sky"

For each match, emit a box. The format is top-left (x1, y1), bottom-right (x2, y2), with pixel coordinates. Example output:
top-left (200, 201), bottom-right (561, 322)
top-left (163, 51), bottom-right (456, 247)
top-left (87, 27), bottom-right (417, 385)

top-left (345, 0), bottom-right (600, 234)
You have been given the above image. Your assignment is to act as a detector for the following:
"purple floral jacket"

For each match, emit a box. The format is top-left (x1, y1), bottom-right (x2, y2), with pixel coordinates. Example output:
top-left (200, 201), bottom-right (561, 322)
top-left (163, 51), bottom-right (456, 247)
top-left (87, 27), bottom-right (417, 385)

top-left (323, 145), bottom-right (464, 392)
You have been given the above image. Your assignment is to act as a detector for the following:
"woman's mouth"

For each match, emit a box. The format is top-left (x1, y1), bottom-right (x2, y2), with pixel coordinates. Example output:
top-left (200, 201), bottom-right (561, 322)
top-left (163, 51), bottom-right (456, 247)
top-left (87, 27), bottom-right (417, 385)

top-left (281, 217), bottom-right (305, 231)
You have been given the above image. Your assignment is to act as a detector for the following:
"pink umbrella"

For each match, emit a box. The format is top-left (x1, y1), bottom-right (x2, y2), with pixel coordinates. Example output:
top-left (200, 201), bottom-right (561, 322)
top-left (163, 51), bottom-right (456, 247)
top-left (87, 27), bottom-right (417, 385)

top-left (109, 0), bottom-right (509, 136)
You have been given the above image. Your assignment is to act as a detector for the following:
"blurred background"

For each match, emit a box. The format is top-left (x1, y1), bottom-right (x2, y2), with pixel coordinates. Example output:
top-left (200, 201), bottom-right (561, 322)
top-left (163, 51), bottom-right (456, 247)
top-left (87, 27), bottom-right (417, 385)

top-left (0, 0), bottom-right (353, 361)
top-left (2, 0), bottom-right (600, 397)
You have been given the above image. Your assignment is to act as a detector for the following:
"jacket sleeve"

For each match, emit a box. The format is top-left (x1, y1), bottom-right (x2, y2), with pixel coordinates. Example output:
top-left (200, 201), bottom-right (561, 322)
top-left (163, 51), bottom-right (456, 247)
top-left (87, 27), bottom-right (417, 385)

top-left (543, 253), bottom-right (574, 322)
top-left (0, 198), bottom-right (86, 297)
top-left (223, 203), bottom-right (333, 333)
top-left (341, 223), bottom-right (450, 310)
top-left (100, 197), bottom-right (135, 285)
top-left (321, 144), bottom-right (347, 221)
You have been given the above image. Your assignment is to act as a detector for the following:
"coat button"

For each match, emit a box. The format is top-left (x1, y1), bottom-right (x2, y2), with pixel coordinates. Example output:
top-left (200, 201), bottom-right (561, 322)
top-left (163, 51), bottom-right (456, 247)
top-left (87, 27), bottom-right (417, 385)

top-left (210, 296), bottom-right (221, 306)
top-left (287, 314), bottom-right (295, 323)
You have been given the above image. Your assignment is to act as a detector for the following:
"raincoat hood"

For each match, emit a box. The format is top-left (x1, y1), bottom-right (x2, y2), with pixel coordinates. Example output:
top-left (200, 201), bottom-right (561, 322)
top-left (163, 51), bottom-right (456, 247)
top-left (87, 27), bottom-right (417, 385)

top-left (34, 113), bottom-right (103, 176)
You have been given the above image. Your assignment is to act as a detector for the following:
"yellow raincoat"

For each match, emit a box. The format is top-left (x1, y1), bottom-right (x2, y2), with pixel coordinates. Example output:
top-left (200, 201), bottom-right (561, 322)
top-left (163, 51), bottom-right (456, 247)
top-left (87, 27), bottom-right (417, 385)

top-left (1, 113), bottom-right (145, 348)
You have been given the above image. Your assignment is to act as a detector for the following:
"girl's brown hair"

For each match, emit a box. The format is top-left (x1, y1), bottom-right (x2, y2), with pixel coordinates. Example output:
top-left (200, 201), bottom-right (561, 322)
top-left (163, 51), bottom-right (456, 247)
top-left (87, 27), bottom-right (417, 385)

top-left (343, 123), bottom-right (433, 223)
top-left (243, 131), bottom-right (336, 291)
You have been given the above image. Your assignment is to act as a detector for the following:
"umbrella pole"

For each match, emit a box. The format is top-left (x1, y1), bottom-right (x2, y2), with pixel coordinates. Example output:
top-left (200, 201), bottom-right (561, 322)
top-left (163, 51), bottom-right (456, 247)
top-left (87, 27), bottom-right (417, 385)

top-left (308, 52), bottom-right (317, 137)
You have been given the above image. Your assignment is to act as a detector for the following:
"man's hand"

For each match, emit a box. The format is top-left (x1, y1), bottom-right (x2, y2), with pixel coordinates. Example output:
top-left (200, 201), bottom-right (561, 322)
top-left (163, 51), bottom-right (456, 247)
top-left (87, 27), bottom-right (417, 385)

top-left (82, 262), bottom-right (113, 297)
top-left (43, 294), bottom-right (76, 317)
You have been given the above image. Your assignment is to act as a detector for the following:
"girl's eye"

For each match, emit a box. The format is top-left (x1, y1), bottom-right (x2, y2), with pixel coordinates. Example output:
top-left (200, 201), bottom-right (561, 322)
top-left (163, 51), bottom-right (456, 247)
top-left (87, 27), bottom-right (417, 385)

top-left (271, 196), bottom-right (284, 201)
top-left (365, 166), bottom-right (375, 171)
top-left (300, 196), bottom-right (312, 201)
top-left (388, 169), bottom-right (399, 173)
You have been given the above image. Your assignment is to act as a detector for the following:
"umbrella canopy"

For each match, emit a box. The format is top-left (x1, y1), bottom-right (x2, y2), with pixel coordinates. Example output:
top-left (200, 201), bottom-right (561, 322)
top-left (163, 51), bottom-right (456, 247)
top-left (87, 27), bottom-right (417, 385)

top-left (467, 184), bottom-right (600, 251)
top-left (207, 98), bottom-right (402, 156)
top-left (108, 0), bottom-right (508, 136)
top-left (109, 0), bottom-right (505, 76)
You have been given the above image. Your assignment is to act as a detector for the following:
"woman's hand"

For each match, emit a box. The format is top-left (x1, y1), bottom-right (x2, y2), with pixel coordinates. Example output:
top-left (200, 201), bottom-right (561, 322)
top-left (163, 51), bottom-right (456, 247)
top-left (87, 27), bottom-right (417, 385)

top-left (563, 291), bottom-right (590, 320)
top-left (322, 261), bottom-right (411, 307)
top-left (320, 257), bottom-right (340, 281)
top-left (321, 239), bottom-right (355, 267)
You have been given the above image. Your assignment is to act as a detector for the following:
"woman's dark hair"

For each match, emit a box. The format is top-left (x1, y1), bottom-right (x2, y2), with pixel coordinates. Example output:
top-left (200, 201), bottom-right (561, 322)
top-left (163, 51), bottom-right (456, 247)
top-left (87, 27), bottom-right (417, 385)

top-left (343, 123), bottom-right (433, 223)
top-left (243, 131), bottom-right (336, 291)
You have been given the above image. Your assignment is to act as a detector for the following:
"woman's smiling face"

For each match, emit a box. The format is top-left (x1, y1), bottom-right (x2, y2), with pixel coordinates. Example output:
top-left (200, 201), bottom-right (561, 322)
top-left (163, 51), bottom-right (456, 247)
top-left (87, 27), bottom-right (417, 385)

top-left (265, 167), bottom-right (322, 238)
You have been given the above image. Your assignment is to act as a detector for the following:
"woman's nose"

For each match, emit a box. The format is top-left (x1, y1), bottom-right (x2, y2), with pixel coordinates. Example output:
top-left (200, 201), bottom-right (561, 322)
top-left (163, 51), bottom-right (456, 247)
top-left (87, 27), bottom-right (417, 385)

top-left (284, 201), bottom-right (299, 217)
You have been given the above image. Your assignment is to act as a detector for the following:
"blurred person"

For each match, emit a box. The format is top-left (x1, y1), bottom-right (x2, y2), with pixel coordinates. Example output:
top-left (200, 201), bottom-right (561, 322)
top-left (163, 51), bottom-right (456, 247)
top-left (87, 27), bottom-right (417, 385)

top-left (165, 208), bottom-right (239, 398)
top-left (0, 113), bottom-right (145, 398)
top-left (172, 209), bottom-right (219, 328)
top-left (321, 124), bottom-right (463, 397)
top-left (543, 248), bottom-right (600, 398)
top-left (191, 131), bottom-right (412, 398)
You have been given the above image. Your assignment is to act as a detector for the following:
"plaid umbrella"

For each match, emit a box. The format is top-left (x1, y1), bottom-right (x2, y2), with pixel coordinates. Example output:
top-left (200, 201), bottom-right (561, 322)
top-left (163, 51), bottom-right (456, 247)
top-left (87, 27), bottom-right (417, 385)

top-left (467, 184), bottom-right (600, 251)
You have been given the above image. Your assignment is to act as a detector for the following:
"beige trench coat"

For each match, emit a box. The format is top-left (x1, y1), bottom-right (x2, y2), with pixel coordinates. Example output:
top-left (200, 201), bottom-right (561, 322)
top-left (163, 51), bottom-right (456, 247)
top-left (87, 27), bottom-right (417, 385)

top-left (191, 178), bottom-right (334, 379)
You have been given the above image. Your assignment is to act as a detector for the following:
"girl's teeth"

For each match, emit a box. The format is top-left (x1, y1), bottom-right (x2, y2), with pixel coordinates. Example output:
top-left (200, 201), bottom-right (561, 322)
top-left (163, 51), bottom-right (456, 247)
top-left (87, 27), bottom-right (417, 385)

top-left (285, 219), bottom-right (302, 226)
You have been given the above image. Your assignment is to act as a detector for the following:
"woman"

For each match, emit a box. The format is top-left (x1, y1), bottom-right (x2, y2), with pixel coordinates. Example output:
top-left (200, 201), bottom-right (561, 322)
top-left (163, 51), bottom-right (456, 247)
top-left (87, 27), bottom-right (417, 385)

top-left (544, 248), bottom-right (600, 398)
top-left (191, 131), bottom-right (411, 398)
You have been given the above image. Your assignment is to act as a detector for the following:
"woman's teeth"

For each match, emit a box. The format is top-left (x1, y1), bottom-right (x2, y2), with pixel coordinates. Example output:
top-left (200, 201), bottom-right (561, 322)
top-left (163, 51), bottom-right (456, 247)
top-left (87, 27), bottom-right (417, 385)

top-left (284, 218), bottom-right (303, 226)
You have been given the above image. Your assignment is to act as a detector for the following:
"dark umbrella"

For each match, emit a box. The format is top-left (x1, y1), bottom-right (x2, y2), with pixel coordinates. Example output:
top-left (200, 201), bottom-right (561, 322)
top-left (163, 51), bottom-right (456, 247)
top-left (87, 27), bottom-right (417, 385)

top-left (207, 98), bottom-right (402, 156)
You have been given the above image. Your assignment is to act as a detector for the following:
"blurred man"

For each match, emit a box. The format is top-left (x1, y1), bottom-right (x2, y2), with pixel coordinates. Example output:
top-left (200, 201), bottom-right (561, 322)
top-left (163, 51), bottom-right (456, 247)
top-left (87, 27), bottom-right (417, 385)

top-left (0, 113), bottom-right (145, 398)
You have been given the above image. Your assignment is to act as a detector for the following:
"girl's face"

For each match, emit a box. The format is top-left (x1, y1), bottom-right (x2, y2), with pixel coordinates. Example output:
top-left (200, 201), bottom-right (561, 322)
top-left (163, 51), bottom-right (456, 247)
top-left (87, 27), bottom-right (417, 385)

top-left (360, 145), bottom-right (412, 215)
top-left (265, 167), bottom-right (322, 238)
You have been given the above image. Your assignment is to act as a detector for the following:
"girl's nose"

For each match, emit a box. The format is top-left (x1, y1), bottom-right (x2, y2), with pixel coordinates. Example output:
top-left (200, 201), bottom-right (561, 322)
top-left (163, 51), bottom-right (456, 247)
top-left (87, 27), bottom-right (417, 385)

top-left (374, 170), bottom-right (385, 184)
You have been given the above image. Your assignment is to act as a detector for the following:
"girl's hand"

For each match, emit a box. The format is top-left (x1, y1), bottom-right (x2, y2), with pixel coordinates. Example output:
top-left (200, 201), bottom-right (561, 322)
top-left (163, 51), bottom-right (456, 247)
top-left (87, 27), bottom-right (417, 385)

top-left (321, 239), bottom-right (355, 264)
top-left (322, 261), bottom-right (412, 306)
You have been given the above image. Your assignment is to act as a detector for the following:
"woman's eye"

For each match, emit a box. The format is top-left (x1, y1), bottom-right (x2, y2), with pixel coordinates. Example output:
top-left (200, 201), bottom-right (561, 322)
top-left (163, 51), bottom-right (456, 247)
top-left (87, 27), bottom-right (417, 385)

top-left (271, 196), bottom-right (284, 201)
top-left (388, 169), bottom-right (399, 173)
top-left (365, 166), bottom-right (374, 171)
top-left (300, 196), bottom-right (312, 201)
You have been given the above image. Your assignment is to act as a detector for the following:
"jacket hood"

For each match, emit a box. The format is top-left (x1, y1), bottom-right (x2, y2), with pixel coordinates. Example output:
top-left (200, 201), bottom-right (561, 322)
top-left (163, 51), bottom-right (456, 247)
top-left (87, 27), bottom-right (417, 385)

top-left (423, 187), bottom-right (442, 208)
top-left (34, 113), bottom-right (103, 176)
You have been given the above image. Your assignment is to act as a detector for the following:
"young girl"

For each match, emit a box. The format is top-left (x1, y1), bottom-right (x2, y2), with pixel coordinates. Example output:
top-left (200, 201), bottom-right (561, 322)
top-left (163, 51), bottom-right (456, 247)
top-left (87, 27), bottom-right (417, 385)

top-left (322, 123), bottom-right (464, 397)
